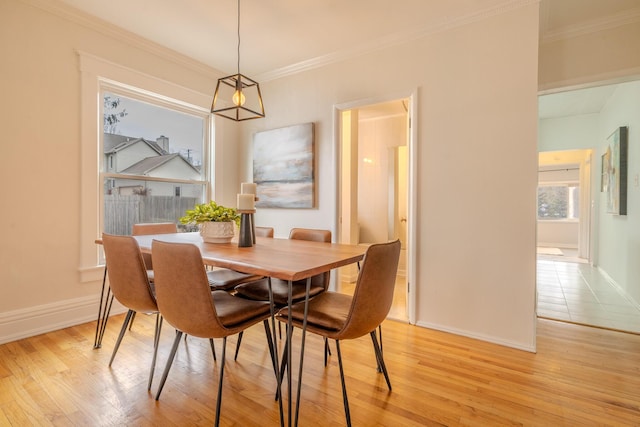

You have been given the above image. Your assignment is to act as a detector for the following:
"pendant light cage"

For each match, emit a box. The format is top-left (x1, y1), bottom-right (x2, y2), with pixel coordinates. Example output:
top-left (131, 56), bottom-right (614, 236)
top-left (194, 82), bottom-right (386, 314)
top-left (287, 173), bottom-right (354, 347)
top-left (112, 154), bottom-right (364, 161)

top-left (211, 0), bottom-right (265, 121)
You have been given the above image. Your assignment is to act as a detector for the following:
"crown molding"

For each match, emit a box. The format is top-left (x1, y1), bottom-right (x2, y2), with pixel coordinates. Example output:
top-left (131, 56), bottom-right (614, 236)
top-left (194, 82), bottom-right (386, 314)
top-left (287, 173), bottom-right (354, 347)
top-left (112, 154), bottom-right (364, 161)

top-left (257, 0), bottom-right (540, 82)
top-left (19, 0), bottom-right (220, 79)
top-left (541, 6), bottom-right (640, 44)
top-left (20, 0), bottom-right (540, 84)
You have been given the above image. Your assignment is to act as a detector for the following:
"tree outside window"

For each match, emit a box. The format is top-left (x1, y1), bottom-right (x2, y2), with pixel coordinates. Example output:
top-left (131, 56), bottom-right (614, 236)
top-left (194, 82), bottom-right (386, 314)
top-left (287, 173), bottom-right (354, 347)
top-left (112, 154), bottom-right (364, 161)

top-left (538, 184), bottom-right (579, 220)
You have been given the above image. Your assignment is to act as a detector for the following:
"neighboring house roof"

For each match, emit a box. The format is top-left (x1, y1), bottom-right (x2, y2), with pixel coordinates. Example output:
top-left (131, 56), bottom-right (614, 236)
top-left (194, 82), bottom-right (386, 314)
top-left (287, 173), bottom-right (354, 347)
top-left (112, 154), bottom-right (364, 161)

top-left (103, 133), bottom-right (167, 155)
top-left (121, 153), bottom-right (200, 175)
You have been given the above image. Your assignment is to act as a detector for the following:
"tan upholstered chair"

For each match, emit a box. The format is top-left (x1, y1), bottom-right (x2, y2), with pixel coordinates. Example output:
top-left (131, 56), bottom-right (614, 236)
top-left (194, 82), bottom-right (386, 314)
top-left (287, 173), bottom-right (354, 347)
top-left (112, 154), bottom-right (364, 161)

top-left (151, 240), bottom-right (277, 426)
top-left (101, 233), bottom-right (162, 391)
top-left (255, 226), bottom-right (274, 237)
top-left (276, 239), bottom-right (401, 426)
top-left (132, 222), bottom-right (177, 281)
top-left (234, 228), bottom-right (331, 305)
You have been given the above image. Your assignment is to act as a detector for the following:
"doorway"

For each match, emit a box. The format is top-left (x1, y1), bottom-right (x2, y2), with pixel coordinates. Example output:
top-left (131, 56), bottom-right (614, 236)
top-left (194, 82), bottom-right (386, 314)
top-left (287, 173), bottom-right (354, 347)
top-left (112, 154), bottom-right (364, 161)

top-left (537, 149), bottom-right (593, 263)
top-left (336, 96), bottom-right (415, 323)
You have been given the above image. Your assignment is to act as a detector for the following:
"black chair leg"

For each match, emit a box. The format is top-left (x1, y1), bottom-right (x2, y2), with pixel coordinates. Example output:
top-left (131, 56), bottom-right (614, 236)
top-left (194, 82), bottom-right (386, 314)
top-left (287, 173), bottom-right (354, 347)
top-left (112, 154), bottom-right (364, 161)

top-left (324, 337), bottom-right (330, 366)
top-left (109, 309), bottom-right (134, 366)
top-left (234, 331), bottom-right (243, 361)
top-left (371, 325), bottom-right (383, 372)
top-left (155, 330), bottom-right (183, 400)
top-left (209, 338), bottom-right (217, 361)
top-left (370, 330), bottom-right (392, 391)
top-left (214, 337), bottom-right (227, 427)
top-left (128, 311), bottom-right (137, 331)
top-left (335, 340), bottom-right (352, 427)
top-left (148, 314), bottom-right (163, 390)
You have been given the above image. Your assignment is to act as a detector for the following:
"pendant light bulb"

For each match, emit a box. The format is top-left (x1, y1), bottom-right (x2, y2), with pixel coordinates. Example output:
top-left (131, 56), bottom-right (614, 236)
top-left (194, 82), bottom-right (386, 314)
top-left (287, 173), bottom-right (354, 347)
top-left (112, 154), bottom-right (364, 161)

top-left (232, 89), bottom-right (245, 106)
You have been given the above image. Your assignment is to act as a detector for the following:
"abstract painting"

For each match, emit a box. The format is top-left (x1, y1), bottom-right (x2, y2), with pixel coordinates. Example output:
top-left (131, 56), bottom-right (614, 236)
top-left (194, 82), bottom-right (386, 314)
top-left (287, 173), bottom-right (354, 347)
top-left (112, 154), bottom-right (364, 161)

top-left (253, 123), bottom-right (314, 208)
top-left (602, 126), bottom-right (628, 215)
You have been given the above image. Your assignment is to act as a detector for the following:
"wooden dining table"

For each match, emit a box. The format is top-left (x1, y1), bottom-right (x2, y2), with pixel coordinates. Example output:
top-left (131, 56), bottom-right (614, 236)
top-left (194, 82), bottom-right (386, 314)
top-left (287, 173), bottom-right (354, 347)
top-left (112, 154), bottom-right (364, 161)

top-left (94, 231), bottom-right (366, 427)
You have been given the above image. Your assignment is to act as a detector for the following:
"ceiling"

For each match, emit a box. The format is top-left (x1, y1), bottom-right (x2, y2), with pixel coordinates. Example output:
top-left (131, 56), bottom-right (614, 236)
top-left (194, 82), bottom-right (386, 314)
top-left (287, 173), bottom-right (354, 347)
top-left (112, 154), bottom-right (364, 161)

top-left (53, 0), bottom-right (640, 118)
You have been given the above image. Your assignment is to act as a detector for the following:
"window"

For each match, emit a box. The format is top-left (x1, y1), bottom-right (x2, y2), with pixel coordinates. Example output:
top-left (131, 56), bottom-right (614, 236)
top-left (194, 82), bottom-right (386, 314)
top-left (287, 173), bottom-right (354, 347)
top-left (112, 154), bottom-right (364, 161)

top-left (101, 90), bottom-right (208, 235)
top-left (537, 183), bottom-right (579, 220)
top-left (79, 53), bottom-right (213, 282)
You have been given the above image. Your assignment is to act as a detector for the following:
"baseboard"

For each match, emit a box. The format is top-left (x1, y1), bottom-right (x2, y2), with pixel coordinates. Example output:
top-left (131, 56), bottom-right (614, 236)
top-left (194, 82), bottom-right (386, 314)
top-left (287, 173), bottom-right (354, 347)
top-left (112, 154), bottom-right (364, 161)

top-left (414, 320), bottom-right (537, 353)
top-left (597, 266), bottom-right (640, 311)
top-left (537, 242), bottom-right (578, 249)
top-left (0, 294), bottom-right (126, 345)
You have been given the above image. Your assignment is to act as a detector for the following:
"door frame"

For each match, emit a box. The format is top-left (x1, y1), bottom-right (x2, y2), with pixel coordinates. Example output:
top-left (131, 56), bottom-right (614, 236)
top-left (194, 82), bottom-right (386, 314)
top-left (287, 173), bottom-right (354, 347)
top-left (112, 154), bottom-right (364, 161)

top-left (333, 89), bottom-right (418, 324)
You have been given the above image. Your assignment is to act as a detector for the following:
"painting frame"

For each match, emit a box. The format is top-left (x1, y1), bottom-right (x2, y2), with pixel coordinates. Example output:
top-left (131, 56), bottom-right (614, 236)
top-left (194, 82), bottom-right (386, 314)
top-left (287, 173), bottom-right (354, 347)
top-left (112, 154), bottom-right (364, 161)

top-left (252, 123), bottom-right (315, 208)
top-left (602, 126), bottom-right (628, 215)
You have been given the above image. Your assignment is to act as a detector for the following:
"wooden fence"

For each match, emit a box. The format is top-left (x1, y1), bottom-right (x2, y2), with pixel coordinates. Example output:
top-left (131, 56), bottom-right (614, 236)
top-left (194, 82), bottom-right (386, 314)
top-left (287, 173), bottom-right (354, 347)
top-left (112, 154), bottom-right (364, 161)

top-left (104, 195), bottom-right (199, 235)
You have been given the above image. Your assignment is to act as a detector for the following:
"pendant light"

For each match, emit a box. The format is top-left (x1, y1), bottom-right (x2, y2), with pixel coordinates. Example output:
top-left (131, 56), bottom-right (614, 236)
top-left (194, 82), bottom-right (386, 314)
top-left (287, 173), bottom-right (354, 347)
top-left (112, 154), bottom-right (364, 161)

top-left (211, 0), bottom-right (265, 121)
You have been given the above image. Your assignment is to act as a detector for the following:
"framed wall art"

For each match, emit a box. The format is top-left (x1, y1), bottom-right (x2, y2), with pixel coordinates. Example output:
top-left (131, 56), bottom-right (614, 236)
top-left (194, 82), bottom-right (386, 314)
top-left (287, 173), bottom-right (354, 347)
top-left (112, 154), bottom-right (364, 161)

top-left (253, 122), bottom-right (315, 208)
top-left (602, 126), bottom-right (628, 215)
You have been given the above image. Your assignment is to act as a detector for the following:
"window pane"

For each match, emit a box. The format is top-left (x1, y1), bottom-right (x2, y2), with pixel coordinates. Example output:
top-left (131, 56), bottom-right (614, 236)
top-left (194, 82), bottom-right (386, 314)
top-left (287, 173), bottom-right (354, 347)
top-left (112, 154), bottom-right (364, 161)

top-left (103, 178), bottom-right (203, 234)
top-left (537, 185), bottom-right (580, 220)
top-left (102, 91), bottom-right (207, 234)
top-left (103, 92), bottom-right (205, 177)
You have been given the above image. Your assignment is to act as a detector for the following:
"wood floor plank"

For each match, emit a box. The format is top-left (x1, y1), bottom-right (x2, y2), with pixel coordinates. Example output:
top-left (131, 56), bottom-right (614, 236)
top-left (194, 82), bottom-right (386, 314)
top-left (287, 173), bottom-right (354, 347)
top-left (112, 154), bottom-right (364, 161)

top-left (0, 315), bottom-right (639, 426)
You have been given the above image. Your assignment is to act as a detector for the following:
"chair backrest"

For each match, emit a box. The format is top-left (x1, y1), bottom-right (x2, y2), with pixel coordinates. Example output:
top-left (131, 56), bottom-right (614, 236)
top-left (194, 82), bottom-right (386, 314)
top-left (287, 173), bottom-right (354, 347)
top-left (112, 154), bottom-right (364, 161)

top-left (151, 240), bottom-right (226, 338)
top-left (132, 222), bottom-right (177, 235)
top-left (102, 233), bottom-right (158, 313)
top-left (255, 226), bottom-right (274, 238)
top-left (289, 228), bottom-right (332, 289)
top-left (132, 223), bottom-right (177, 269)
top-left (337, 239), bottom-right (401, 340)
top-left (289, 227), bottom-right (331, 243)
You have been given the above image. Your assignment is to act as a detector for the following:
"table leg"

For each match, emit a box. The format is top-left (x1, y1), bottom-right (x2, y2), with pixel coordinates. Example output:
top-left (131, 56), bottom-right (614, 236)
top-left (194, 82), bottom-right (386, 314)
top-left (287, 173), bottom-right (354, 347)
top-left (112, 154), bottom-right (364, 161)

top-left (267, 277), bottom-right (284, 427)
top-left (287, 279), bottom-right (293, 426)
top-left (294, 277), bottom-right (312, 426)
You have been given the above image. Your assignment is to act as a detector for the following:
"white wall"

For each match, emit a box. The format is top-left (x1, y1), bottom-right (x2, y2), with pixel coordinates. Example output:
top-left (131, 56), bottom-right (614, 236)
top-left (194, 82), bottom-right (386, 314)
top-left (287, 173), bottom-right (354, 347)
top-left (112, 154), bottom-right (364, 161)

top-left (241, 3), bottom-right (540, 351)
top-left (0, 0), bottom-right (237, 343)
top-left (357, 115), bottom-right (407, 244)
top-left (538, 114), bottom-right (599, 152)
top-left (597, 82), bottom-right (640, 305)
top-left (537, 221), bottom-right (579, 248)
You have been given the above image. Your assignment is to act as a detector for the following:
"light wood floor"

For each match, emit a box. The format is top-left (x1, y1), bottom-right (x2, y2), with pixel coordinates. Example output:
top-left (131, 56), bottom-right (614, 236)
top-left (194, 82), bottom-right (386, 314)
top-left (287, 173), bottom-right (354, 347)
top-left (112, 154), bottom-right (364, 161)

top-left (1, 315), bottom-right (639, 426)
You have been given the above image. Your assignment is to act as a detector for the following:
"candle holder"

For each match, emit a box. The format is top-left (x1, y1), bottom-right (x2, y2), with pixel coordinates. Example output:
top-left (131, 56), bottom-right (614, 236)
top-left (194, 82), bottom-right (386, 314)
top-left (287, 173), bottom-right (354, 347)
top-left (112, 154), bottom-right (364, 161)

top-left (237, 209), bottom-right (256, 247)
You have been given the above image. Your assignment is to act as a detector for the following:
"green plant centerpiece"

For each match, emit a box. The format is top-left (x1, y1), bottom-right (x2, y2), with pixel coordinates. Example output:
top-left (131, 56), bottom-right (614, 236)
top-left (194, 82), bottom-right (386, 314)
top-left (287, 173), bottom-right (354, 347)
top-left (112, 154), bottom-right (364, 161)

top-left (180, 201), bottom-right (240, 243)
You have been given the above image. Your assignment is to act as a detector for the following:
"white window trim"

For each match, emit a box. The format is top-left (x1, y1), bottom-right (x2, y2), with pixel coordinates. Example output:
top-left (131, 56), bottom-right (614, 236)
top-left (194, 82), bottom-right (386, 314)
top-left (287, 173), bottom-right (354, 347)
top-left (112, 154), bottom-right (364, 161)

top-left (78, 51), bottom-right (212, 282)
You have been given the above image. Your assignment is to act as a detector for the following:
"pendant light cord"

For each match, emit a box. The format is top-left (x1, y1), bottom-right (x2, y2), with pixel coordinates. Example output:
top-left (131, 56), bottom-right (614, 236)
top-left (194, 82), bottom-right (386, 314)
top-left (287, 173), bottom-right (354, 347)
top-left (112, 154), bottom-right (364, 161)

top-left (237, 0), bottom-right (241, 75)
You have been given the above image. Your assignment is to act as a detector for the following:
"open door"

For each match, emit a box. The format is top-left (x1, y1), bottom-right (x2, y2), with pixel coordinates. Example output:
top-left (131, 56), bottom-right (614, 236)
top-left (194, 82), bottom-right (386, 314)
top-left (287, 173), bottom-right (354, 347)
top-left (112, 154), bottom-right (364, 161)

top-left (336, 97), bottom-right (415, 323)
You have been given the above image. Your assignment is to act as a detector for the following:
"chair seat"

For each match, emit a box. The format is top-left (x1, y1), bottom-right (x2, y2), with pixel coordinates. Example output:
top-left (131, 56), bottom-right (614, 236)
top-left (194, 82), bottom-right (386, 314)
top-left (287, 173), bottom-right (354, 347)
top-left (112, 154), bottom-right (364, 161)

top-left (207, 269), bottom-right (263, 290)
top-left (277, 292), bottom-right (351, 333)
top-left (212, 291), bottom-right (271, 328)
top-left (234, 277), bottom-right (325, 306)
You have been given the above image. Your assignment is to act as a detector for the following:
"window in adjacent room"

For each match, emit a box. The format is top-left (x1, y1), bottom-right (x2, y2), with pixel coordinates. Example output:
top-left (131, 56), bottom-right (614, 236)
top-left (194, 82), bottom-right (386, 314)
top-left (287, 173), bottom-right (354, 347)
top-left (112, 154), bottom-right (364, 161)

top-left (537, 183), bottom-right (579, 220)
